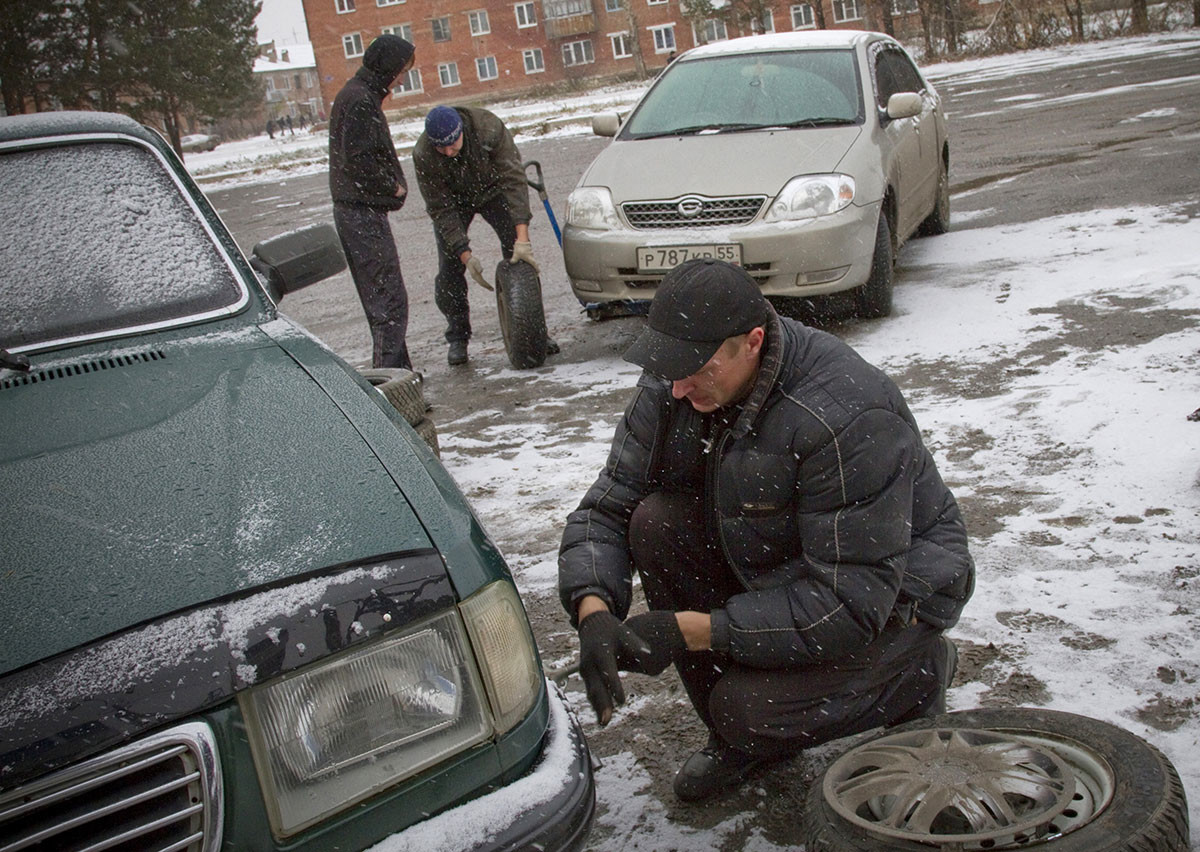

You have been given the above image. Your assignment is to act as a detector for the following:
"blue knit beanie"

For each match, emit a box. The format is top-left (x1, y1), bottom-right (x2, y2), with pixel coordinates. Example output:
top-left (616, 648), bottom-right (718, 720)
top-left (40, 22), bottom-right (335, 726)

top-left (425, 106), bottom-right (463, 147)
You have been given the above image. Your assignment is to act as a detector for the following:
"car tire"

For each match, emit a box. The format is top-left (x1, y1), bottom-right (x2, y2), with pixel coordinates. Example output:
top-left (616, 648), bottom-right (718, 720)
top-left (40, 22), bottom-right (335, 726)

top-left (495, 260), bottom-right (548, 370)
top-left (855, 212), bottom-right (893, 319)
top-left (359, 368), bottom-right (440, 456)
top-left (802, 707), bottom-right (1190, 852)
top-left (919, 157), bottom-right (951, 237)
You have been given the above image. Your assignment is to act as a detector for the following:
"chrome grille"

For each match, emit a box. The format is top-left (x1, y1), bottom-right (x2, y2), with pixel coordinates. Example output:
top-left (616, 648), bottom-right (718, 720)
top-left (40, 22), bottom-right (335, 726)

top-left (0, 723), bottom-right (223, 852)
top-left (622, 195), bottom-right (766, 229)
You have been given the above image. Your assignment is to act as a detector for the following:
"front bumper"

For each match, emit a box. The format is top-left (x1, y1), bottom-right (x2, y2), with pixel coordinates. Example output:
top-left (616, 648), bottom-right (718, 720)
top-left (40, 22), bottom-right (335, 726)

top-left (562, 201), bottom-right (880, 303)
top-left (370, 681), bottom-right (596, 852)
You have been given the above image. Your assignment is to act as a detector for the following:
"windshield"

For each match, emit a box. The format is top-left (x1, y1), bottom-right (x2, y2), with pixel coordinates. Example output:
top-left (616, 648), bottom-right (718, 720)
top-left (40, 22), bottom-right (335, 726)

top-left (623, 49), bottom-right (864, 139)
top-left (0, 140), bottom-right (244, 350)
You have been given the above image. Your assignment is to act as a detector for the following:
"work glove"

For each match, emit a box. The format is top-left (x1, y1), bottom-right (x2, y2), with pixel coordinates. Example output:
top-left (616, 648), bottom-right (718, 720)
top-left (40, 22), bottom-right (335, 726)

top-left (577, 610), bottom-right (650, 726)
top-left (617, 611), bottom-right (687, 676)
top-left (510, 240), bottom-right (540, 273)
top-left (465, 255), bottom-right (492, 291)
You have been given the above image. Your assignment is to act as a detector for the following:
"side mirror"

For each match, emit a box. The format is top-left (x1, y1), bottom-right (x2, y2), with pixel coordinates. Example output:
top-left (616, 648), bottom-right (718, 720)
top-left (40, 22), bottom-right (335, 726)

top-left (592, 112), bottom-right (621, 137)
top-left (251, 223), bottom-right (347, 301)
top-left (885, 92), bottom-right (923, 121)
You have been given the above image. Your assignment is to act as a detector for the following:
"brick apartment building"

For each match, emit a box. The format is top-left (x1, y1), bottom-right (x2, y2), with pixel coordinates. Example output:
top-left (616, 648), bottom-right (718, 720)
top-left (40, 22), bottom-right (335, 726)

top-left (301, 0), bottom-right (912, 116)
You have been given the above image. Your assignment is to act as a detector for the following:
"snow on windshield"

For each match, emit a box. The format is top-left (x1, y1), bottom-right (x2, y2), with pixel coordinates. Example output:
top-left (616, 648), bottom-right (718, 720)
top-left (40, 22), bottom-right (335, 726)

top-left (0, 141), bottom-right (243, 350)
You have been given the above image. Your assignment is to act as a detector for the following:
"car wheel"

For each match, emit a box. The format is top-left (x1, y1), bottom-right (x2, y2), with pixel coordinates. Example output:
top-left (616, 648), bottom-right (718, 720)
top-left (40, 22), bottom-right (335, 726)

top-left (495, 260), bottom-right (548, 370)
top-left (855, 212), bottom-right (893, 319)
top-left (359, 368), bottom-right (440, 456)
top-left (919, 157), bottom-right (951, 236)
top-left (802, 707), bottom-right (1190, 852)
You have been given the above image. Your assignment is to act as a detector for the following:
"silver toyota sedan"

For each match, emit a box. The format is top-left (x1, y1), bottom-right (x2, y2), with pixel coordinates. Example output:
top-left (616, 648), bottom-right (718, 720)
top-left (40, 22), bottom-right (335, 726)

top-left (562, 30), bottom-right (949, 319)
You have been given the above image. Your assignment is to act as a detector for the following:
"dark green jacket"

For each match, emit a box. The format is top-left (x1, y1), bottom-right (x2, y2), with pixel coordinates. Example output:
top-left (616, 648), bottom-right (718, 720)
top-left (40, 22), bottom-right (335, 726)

top-left (413, 107), bottom-right (531, 257)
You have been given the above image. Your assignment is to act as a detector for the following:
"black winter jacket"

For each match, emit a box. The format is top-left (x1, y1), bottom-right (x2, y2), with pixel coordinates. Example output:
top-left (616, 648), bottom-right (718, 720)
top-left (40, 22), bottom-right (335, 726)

top-left (412, 107), bottom-right (532, 258)
top-left (559, 313), bottom-right (974, 669)
top-left (328, 67), bottom-right (407, 209)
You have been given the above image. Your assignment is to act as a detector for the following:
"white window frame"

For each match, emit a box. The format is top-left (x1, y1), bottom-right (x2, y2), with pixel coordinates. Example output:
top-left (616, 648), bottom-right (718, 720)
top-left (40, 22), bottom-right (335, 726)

top-left (381, 23), bottom-right (413, 40)
top-left (336, 0), bottom-right (356, 13)
top-left (832, 0), bottom-right (861, 21)
top-left (757, 9), bottom-right (776, 32)
top-left (697, 17), bottom-right (727, 43)
top-left (438, 61), bottom-right (461, 86)
top-left (392, 68), bottom-right (423, 95)
top-left (468, 9), bottom-right (491, 35)
top-left (342, 32), bottom-right (364, 57)
top-left (523, 47), bottom-right (545, 73)
top-left (648, 23), bottom-right (675, 52)
top-left (432, 16), bottom-right (451, 41)
top-left (609, 31), bottom-right (632, 58)
top-left (605, 0), bottom-right (622, 10)
top-left (377, 0), bottom-right (403, 5)
top-left (891, 0), bottom-right (918, 13)
top-left (647, 0), bottom-right (667, 6)
top-left (791, 3), bottom-right (815, 28)
top-left (561, 39), bottom-right (594, 66)
top-left (476, 55), bottom-right (498, 79)
top-left (515, 1), bottom-right (537, 27)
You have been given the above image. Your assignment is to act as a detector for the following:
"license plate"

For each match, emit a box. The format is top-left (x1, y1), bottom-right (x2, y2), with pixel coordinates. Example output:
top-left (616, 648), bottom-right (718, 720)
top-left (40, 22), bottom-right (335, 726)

top-left (636, 244), bottom-right (742, 273)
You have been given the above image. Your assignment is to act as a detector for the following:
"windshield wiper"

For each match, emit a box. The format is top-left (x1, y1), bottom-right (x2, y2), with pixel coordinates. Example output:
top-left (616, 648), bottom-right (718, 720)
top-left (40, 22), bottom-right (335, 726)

top-left (0, 348), bottom-right (31, 372)
top-left (771, 117), bottom-right (858, 128)
top-left (639, 122), bottom-right (768, 138)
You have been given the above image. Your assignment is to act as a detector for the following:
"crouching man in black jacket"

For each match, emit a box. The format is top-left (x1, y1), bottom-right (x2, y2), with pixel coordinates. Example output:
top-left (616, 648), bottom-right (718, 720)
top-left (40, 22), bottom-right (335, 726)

top-left (558, 258), bottom-right (974, 802)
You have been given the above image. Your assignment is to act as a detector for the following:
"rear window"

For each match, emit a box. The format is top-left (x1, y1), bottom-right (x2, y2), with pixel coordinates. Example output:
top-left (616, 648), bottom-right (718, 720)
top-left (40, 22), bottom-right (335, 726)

top-left (0, 140), bottom-right (244, 350)
top-left (623, 48), bottom-right (864, 138)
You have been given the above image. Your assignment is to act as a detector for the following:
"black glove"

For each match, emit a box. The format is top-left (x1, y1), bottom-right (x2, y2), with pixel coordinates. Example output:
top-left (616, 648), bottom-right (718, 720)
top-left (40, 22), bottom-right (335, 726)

top-left (617, 611), bottom-right (687, 676)
top-left (577, 610), bottom-right (650, 726)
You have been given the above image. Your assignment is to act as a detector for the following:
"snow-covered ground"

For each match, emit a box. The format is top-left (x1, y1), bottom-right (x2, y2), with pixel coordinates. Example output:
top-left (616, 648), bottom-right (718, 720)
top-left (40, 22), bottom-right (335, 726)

top-left (187, 31), bottom-right (1200, 849)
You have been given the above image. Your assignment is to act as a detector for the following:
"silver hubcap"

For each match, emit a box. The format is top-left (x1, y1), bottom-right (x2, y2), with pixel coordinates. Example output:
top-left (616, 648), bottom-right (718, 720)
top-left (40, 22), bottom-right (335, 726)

top-left (822, 727), bottom-right (1115, 849)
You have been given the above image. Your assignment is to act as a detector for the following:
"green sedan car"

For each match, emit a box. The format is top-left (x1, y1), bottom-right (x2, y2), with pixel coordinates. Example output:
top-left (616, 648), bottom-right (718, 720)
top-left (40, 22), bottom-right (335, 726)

top-left (0, 111), bottom-right (594, 852)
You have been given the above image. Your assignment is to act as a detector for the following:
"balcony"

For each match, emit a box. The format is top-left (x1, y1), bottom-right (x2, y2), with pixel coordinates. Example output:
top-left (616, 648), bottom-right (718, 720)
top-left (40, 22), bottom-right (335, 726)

top-left (542, 0), bottom-right (596, 38)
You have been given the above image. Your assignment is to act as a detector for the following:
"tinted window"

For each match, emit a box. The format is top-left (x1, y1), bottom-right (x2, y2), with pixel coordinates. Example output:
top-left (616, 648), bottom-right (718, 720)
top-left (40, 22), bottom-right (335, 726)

top-left (874, 48), bottom-right (925, 107)
top-left (623, 49), bottom-right (863, 138)
top-left (0, 141), bottom-right (243, 349)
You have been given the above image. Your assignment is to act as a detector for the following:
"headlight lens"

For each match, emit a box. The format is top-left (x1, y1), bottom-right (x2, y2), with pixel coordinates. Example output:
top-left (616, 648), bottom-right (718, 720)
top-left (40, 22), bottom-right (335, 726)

top-left (240, 581), bottom-right (543, 838)
top-left (566, 186), bottom-right (621, 230)
top-left (765, 174), bottom-right (855, 221)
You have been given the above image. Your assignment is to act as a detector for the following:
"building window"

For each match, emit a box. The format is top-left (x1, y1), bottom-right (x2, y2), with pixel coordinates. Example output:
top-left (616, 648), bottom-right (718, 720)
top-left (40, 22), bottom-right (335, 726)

top-left (476, 55), bottom-right (498, 79)
top-left (832, 0), bottom-right (861, 21)
top-left (561, 39), bottom-right (594, 66)
top-left (438, 61), bottom-right (460, 86)
top-left (432, 16), bottom-right (451, 41)
top-left (610, 31), bottom-right (631, 58)
top-left (382, 23), bottom-right (413, 40)
top-left (336, 0), bottom-right (356, 12)
top-left (377, 0), bottom-right (403, 5)
top-left (342, 32), bottom-right (364, 56)
top-left (790, 3), bottom-right (814, 26)
top-left (515, 1), bottom-right (537, 27)
top-left (891, 0), bottom-right (918, 13)
top-left (605, 0), bottom-right (622, 10)
top-left (392, 68), bottom-right (422, 94)
top-left (647, 0), bottom-right (666, 6)
top-left (468, 10), bottom-right (490, 35)
top-left (649, 23), bottom-right (674, 52)
top-left (698, 18), bottom-right (727, 42)
top-left (304, 71), bottom-right (318, 87)
top-left (756, 9), bottom-right (776, 31)
top-left (523, 48), bottom-right (545, 72)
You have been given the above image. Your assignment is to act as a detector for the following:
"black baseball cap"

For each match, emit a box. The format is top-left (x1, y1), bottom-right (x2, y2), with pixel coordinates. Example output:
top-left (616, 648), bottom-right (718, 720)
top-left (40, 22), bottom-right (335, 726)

top-left (624, 259), bottom-right (772, 380)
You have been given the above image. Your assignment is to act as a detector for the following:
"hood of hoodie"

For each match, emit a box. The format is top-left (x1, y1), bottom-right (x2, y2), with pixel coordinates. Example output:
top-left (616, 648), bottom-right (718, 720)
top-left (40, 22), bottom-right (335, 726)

top-left (357, 34), bottom-right (415, 92)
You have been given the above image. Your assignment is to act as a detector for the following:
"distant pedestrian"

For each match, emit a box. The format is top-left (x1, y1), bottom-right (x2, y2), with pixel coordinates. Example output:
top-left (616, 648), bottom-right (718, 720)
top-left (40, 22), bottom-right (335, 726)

top-left (328, 34), bottom-right (417, 370)
top-left (285, 114), bottom-right (294, 135)
top-left (298, 113), bottom-right (308, 130)
top-left (266, 119), bottom-right (275, 139)
top-left (413, 105), bottom-right (558, 366)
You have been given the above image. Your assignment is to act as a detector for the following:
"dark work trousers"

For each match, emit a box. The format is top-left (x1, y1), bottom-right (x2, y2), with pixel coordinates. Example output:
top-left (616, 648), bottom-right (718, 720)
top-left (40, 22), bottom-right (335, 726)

top-left (333, 202), bottom-right (411, 370)
top-left (628, 492), bottom-right (945, 758)
top-left (433, 194), bottom-right (517, 344)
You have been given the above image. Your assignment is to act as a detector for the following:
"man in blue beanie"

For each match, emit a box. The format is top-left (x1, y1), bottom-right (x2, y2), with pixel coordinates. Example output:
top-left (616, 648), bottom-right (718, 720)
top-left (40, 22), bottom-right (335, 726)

top-left (328, 34), bottom-right (416, 370)
top-left (414, 105), bottom-right (558, 366)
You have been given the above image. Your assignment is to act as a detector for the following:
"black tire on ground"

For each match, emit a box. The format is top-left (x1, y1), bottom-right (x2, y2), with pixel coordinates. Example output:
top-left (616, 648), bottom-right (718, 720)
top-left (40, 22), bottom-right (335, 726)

top-left (412, 417), bottom-right (440, 457)
top-left (854, 212), bottom-right (893, 319)
top-left (495, 260), bottom-right (548, 369)
top-left (359, 368), bottom-right (427, 425)
top-left (919, 155), bottom-right (951, 237)
top-left (802, 707), bottom-right (1190, 852)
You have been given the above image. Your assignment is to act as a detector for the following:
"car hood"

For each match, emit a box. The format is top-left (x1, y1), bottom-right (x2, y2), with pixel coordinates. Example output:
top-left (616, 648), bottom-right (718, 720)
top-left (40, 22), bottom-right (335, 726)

top-left (0, 322), bottom-right (432, 675)
top-left (582, 126), bottom-right (863, 200)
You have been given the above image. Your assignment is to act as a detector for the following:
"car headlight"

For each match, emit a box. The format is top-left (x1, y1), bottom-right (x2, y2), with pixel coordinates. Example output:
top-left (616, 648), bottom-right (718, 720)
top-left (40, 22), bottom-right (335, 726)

top-left (240, 581), bottom-right (542, 837)
top-left (566, 186), bottom-right (621, 230)
top-left (764, 174), bottom-right (856, 221)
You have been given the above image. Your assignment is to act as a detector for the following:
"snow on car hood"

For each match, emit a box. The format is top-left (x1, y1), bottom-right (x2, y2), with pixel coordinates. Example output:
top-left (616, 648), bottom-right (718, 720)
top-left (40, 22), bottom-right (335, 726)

top-left (0, 324), bottom-right (432, 675)
top-left (580, 125), bottom-right (863, 201)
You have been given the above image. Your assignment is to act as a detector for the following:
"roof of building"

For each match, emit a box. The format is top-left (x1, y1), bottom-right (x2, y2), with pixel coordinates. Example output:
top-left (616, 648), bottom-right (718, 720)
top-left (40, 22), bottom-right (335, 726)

top-left (253, 43), bottom-right (315, 73)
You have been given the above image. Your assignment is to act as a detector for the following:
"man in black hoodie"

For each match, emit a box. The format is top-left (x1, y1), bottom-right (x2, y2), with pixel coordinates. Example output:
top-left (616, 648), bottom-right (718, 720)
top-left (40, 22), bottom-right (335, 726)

top-left (328, 35), bottom-right (416, 370)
